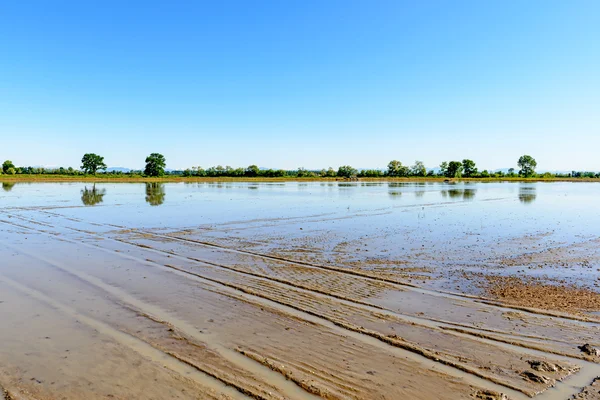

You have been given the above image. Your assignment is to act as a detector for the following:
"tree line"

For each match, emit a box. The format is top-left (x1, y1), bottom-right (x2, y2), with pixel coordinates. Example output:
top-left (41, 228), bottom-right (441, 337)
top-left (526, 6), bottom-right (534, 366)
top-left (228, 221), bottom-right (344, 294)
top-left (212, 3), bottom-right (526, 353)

top-left (2, 153), bottom-right (600, 179)
top-left (0, 153), bottom-right (167, 177)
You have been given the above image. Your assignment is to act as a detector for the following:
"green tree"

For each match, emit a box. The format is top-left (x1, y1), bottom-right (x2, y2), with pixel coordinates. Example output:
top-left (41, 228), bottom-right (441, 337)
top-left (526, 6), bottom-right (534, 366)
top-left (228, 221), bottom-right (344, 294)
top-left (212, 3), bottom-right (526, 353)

top-left (2, 160), bottom-right (15, 174)
top-left (337, 165), bottom-right (358, 178)
top-left (411, 161), bottom-right (427, 177)
top-left (387, 160), bottom-right (402, 176)
top-left (245, 165), bottom-right (260, 177)
top-left (462, 159), bottom-right (477, 177)
top-left (446, 161), bottom-right (463, 178)
top-left (81, 153), bottom-right (107, 175)
top-left (144, 153), bottom-right (166, 177)
top-left (439, 161), bottom-right (449, 177)
top-left (518, 155), bottom-right (537, 177)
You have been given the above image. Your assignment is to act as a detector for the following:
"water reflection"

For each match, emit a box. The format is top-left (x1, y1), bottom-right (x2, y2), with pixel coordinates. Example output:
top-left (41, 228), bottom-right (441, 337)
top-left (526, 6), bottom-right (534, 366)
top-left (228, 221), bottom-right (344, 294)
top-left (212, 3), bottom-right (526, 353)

top-left (145, 183), bottom-right (165, 206)
top-left (519, 185), bottom-right (537, 204)
top-left (2, 182), bottom-right (16, 192)
top-left (81, 185), bottom-right (106, 206)
top-left (441, 188), bottom-right (476, 201)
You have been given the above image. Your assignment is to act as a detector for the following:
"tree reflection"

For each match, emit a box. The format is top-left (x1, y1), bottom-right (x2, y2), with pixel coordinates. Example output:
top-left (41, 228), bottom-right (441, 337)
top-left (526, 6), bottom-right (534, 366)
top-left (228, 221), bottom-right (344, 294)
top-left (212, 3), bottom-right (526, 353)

top-left (518, 185), bottom-right (537, 204)
top-left (2, 182), bottom-right (15, 192)
top-left (81, 185), bottom-right (106, 206)
top-left (145, 183), bottom-right (165, 206)
top-left (441, 188), bottom-right (476, 201)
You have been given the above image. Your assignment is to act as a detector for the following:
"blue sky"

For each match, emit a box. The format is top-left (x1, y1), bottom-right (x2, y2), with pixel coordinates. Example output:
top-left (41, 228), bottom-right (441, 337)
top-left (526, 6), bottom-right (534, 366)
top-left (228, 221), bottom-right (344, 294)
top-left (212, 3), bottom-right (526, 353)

top-left (1, 1), bottom-right (598, 171)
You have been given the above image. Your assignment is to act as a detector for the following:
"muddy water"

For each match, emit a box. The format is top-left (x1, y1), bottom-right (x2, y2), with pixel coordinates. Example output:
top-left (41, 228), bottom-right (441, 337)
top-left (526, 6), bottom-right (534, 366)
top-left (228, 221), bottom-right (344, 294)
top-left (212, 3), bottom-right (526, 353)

top-left (1, 181), bottom-right (599, 400)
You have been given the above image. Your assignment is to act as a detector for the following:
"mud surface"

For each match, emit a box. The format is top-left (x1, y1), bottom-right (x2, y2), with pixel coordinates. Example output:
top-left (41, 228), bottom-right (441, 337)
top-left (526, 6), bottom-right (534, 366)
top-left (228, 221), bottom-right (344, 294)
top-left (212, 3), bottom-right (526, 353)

top-left (1, 181), bottom-right (599, 399)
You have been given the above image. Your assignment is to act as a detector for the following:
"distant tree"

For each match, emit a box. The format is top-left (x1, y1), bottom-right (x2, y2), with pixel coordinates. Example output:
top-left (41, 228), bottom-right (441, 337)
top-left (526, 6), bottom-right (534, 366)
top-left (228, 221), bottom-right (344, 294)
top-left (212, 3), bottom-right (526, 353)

top-left (387, 160), bottom-right (402, 176)
top-left (6, 167), bottom-right (16, 175)
top-left (144, 153), bottom-right (166, 177)
top-left (508, 168), bottom-right (515, 177)
top-left (439, 161), bottom-right (449, 177)
top-left (81, 153), bottom-right (107, 175)
top-left (2, 160), bottom-right (15, 174)
top-left (462, 159), bottom-right (477, 177)
top-left (326, 167), bottom-right (337, 177)
top-left (411, 161), bottom-right (427, 177)
top-left (337, 165), bottom-right (358, 178)
top-left (245, 164), bottom-right (260, 177)
top-left (297, 167), bottom-right (309, 177)
top-left (359, 169), bottom-right (384, 177)
top-left (446, 161), bottom-right (463, 178)
top-left (517, 155), bottom-right (537, 177)
top-left (387, 160), bottom-right (409, 177)
top-left (387, 160), bottom-right (410, 177)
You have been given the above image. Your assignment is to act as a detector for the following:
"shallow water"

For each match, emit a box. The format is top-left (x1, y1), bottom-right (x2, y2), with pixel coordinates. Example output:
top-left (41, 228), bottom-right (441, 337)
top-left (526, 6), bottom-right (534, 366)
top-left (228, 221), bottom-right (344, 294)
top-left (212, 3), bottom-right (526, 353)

top-left (2, 180), bottom-right (599, 233)
top-left (1, 180), bottom-right (599, 400)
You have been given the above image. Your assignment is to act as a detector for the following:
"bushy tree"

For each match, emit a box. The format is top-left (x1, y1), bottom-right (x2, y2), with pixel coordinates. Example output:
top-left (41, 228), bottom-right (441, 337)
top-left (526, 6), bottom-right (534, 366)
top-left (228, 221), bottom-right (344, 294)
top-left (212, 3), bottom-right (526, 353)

top-left (462, 159), bottom-right (477, 177)
top-left (518, 155), bottom-right (537, 177)
top-left (411, 161), bottom-right (427, 177)
top-left (81, 153), bottom-right (107, 175)
top-left (337, 165), bottom-right (358, 178)
top-left (439, 161), bottom-right (449, 177)
top-left (387, 160), bottom-right (409, 177)
top-left (2, 160), bottom-right (15, 174)
top-left (446, 161), bottom-right (463, 178)
top-left (144, 153), bottom-right (166, 177)
top-left (245, 165), bottom-right (260, 177)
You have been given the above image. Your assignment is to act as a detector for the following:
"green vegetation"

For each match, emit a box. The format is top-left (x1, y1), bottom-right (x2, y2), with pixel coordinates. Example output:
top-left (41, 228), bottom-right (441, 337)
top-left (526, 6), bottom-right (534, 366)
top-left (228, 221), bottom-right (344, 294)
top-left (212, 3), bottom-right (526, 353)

top-left (337, 165), bottom-right (359, 178)
top-left (2, 160), bottom-right (16, 175)
top-left (518, 155), bottom-right (537, 177)
top-left (81, 153), bottom-right (107, 175)
top-left (1, 154), bottom-right (599, 181)
top-left (462, 159), bottom-right (477, 178)
top-left (144, 153), bottom-right (166, 177)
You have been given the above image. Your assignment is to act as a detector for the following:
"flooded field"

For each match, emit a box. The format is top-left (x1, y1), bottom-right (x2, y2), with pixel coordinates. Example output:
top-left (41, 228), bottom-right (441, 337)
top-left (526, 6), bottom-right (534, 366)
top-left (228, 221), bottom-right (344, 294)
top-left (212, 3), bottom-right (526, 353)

top-left (1, 181), bottom-right (599, 400)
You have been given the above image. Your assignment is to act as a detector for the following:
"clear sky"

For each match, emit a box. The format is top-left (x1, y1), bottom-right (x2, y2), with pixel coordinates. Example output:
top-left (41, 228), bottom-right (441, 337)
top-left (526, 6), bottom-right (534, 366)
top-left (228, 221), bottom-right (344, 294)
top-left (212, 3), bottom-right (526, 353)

top-left (1, 1), bottom-right (598, 171)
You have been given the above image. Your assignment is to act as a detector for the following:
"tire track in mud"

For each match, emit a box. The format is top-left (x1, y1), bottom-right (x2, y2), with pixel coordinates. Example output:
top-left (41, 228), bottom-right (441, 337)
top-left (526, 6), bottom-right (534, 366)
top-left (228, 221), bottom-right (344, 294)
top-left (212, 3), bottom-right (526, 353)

top-left (0, 219), bottom-right (533, 399)
top-left (0, 274), bottom-right (252, 400)
top-left (3, 220), bottom-right (593, 399)
top-left (38, 208), bottom-right (600, 325)
top-left (0, 243), bottom-right (320, 400)
top-left (5, 214), bottom-right (600, 394)
top-left (34, 208), bottom-right (600, 324)
top-left (5, 209), bottom-right (600, 372)
top-left (8, 210), bottom-right (600, 332)
top-left (4, 212), bottom-right (599, 358)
